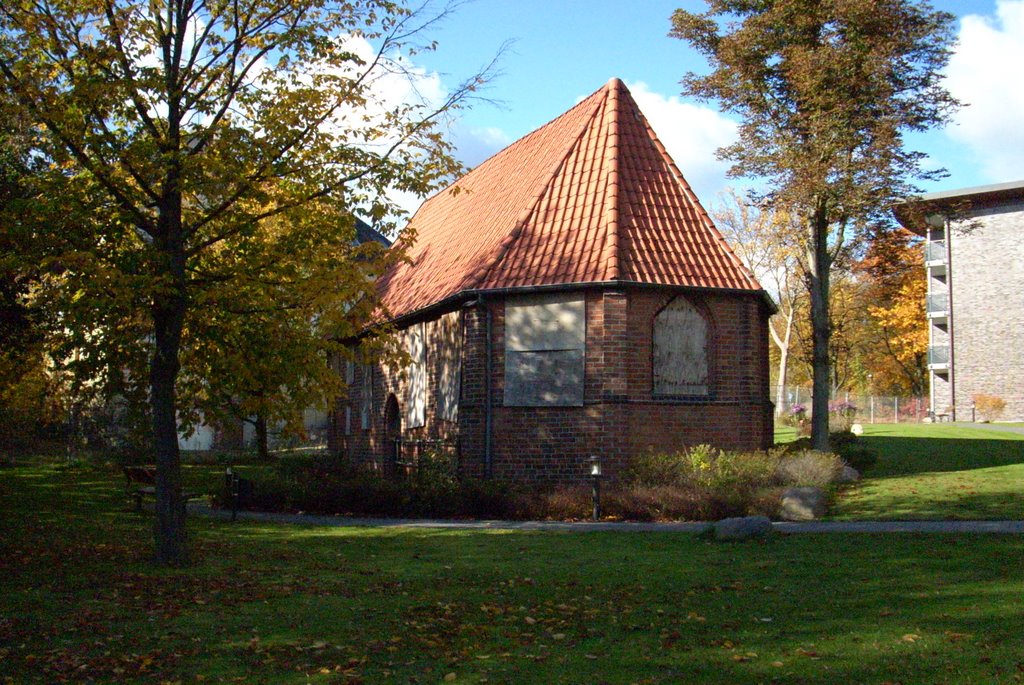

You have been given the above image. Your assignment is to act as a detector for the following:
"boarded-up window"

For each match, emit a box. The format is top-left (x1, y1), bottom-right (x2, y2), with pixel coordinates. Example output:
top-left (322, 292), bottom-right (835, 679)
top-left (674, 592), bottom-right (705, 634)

top-left (344, 406), bottom-right (352, 436)
top-left (360, 364), bottom-right (372, 430)
top-left (435, 311), bottom-right (461, 422)
top-left (405, 323), bottom-right (426, 428)
top-left (504, 293), bottom-right (585, 406)
top-left (344, 360), bottom-right (354, 385)
top-left (653, 297), bottom-right (708, 395)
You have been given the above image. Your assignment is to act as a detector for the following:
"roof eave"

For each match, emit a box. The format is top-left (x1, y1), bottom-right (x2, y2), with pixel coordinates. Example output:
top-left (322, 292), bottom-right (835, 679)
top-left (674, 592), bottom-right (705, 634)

top-left (894, 179), bottom-right (1024, 234)
top-left (385, 280), bottom-right (775, 329)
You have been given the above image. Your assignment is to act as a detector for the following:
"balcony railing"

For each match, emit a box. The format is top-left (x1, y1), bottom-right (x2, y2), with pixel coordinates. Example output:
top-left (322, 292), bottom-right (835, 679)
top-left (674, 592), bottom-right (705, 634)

top-left (928, 345), bottom-right (949, 366)
top-left (926, 292), bottom-right (949, 313)
top-left (925, 241), bottom-right (946, 263)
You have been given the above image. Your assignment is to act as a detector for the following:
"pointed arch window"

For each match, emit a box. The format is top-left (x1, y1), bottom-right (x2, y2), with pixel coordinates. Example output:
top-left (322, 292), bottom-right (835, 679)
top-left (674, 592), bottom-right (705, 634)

top-left (653, 296), bottom-right (709, 396)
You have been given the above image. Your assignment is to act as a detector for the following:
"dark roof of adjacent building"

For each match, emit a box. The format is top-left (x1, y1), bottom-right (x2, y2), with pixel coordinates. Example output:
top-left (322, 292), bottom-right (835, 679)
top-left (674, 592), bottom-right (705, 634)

top-left (354, 217), bottom-right (391, 247)
top-left (376, 78), bottom-right (763, 321)
top-left (894, 179), bottom-right (1024, 235)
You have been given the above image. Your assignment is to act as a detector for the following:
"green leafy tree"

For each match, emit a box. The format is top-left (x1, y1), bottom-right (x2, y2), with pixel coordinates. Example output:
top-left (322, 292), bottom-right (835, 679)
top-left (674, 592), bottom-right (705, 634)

top-left (0, 0), bottom-right (485, 564)
top-left (671, 0), bottom-right (958, 449)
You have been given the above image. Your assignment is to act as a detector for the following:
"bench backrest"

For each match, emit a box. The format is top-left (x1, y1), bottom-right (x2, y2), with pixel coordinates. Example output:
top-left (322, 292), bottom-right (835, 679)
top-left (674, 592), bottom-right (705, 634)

top-left (123, 465), bottom-right (156, 485)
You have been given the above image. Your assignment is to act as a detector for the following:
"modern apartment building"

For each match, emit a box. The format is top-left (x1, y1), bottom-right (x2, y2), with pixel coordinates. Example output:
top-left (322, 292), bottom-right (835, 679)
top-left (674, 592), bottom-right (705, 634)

top-left (895, 180), bottom-right (1024, 421)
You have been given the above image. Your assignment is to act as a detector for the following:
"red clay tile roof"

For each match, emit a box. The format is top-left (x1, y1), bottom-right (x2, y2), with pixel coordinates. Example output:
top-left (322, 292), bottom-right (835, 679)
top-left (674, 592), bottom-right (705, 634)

top-left (377, 78), bottom-right (762, 320)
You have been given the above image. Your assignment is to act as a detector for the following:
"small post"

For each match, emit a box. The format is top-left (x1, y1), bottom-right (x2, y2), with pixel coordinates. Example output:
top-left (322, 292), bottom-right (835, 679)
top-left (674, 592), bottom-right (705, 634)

top-left (894, 397), bottom-right (899, 423)
top-left (587, 455), bottom-right (602, 521)
top-left (226, 467), bottom-right (238, 522)
top-left (971, 402), bottom-right (976, 422)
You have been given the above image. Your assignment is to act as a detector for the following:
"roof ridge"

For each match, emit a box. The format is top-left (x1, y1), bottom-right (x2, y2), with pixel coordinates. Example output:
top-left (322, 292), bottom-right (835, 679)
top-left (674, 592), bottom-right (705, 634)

top-left (463, 86), bottom-right (609, 291)
top-left (631, 100), bottom-right (763, 290)
top-left (602, 78), bottom-right (623, 281)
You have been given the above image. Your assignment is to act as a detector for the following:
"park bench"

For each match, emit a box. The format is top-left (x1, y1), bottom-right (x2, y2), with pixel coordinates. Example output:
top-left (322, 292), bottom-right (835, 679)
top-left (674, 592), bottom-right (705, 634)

top-left (122, 465), bottom-right (200, 512)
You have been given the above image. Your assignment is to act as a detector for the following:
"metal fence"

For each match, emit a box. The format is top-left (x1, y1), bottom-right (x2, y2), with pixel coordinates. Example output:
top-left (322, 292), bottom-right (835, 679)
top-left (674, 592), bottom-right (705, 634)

top-left (391, 437), bottom-right (460, 477)
top-left (772, 385), bottom-right (930, 423)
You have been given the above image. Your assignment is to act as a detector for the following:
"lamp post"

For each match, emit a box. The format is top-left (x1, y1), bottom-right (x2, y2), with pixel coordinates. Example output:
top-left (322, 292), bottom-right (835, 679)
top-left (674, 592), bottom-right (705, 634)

top-left (868, 374), bottom-right (874, 424)
top-left (587, 455), bottom-right (602, 521)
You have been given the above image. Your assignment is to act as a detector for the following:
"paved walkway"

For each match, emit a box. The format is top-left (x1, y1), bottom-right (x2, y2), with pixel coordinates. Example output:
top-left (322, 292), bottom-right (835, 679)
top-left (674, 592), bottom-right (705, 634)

top-left (951, 421), bottom-right (1024, 436)
top-left (190, 504), bottom-right (1024, 534)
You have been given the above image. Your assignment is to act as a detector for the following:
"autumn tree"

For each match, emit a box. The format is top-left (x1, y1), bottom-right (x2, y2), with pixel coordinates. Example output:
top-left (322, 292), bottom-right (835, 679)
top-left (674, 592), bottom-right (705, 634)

top-left (0, 0), bottom-right (486, 564)
top-left (177, 210), bottom-right (401, 460)
top-left (859, 228), bottom-right (928, 396)
top-left (671, 0), bottom-right (958, 449)
top-left (713, 190), bottom-right (803, 414)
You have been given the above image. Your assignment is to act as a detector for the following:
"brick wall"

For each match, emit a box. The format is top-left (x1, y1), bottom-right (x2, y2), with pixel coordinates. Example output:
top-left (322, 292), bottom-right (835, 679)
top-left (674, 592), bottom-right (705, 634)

top-left (949, 201), bottom-right (1024, 420)
top-left (330, 285), bottom-right (772, 482)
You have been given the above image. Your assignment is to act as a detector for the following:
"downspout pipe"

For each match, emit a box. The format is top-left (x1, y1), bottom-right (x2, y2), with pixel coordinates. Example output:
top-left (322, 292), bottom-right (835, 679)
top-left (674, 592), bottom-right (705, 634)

top-left (484, 299), bottom-right (493, 479)
top-left (467, 295), bottom-right (493, 479)
top-left (945, 215), bottom-right (956, 422)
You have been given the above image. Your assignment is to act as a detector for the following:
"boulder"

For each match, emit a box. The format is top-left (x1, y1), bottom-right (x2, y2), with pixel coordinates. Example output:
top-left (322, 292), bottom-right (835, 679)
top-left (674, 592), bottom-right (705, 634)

top-left (850, 423), bottom-right (864, 436)
top-left (779, 487), bottom-right (827, 521)
top-left (713, 516), bottom-right (773, 541)
top-left (836, 465), bottom-right (861, 483)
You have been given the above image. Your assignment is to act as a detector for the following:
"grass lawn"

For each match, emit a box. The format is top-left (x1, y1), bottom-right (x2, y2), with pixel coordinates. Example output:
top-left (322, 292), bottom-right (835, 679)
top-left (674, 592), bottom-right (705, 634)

top-left (3, 464), bottom-right (1024, 684)
top-left (829, 424), bottom-right (1024, 521)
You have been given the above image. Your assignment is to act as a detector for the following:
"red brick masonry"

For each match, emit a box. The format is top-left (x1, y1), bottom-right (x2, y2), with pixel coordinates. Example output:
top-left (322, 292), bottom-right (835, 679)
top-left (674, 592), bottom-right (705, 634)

top-left (330, 286), bottom-right (772, 483)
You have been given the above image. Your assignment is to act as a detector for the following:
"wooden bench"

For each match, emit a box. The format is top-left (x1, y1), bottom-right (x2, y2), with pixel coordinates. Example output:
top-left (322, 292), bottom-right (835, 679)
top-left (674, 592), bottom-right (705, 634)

top-left (122, 466), bottom-right (200, 512)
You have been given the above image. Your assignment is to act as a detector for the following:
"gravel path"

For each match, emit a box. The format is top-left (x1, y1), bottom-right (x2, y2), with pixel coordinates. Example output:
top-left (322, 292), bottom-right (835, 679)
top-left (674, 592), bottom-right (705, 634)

top-left (189, 504), bottom-right (1024, 534)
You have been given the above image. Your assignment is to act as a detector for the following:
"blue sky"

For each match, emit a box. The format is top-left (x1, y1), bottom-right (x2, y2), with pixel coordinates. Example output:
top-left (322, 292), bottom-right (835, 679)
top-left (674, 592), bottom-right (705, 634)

top-left (397, 0), bottom-right (1024, 210)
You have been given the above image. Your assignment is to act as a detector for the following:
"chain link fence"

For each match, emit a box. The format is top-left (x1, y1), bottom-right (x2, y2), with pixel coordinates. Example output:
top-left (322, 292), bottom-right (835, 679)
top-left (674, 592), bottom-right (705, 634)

top-left (772, 386), bottom-right (930, 424)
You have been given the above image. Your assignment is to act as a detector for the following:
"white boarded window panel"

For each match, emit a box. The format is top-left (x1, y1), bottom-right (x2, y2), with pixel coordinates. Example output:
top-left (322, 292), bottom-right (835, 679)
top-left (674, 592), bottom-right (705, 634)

top-left (344, 406), bottom-right (352, 436)
top-left (436, 311), bottom-right (461, 422)
top-left (653, 297), bottom-right (709, 395)
top-left (345, 360), bottom-right (354, 385)
top-left (360, 364), bottom-right (372, 429)
top-left (406, 323), bottom-right (427, 428)
top-left (504, 294), bottom-right (585, 406)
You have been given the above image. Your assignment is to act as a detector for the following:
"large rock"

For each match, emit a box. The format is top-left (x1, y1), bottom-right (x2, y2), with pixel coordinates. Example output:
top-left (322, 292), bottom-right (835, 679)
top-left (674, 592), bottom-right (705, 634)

top-left (779, 487), bottom-right (827, 521)
top-left (836, 465), bottom-right (861, 483)
top-left (713, 516), bottom-right (773, 541)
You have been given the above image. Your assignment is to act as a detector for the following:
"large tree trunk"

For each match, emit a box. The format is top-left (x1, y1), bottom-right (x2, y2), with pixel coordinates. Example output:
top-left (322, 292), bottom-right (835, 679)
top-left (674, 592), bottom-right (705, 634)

top-left (807, 206), bottom-right (832, 452)
top-left (255, 413), bottom-right (270, 461)
top-left (151, 292), bottom-right (187, 566)
top-left (151, 171), bottom-right (188, 565)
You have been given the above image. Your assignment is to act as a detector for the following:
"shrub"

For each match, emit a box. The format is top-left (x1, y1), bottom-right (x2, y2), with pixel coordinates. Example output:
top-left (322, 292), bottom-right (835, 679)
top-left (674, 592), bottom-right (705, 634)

top-left (627, 450), bottom-right (692, 487)
top-left (973, 394), bottom-right (1006, 422)
top-left (225, 444), bottom-right (852, 523)
top-left (828, 400), bottom-right (858, 432)
top-left (839, 447), bottom-right (878, 473)
top-left (775, 451), bottom-right (843, 487)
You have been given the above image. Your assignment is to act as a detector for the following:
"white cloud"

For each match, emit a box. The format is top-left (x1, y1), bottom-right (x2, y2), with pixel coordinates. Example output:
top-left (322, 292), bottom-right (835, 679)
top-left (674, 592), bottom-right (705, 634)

top-left (624, 81), bottom-right (739, 201)
top-left (451, 125), bottom-right (512, 168)
top-left (944, 1), bottom-right (1024, 182)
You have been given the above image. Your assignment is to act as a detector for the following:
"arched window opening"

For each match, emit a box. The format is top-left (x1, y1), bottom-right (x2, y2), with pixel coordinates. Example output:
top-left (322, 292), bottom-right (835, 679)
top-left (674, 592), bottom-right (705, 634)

top-left (653, 296), bottom-right (709, 396)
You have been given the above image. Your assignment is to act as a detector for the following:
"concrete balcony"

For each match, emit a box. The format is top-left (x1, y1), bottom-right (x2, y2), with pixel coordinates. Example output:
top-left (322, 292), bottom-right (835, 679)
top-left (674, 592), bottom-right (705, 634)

top-left (925, 240), bottom-right (947, 275)
top-left (926, 292), bottom-right (949, 321)
top-left (928, 344), bottom-right (950, 370)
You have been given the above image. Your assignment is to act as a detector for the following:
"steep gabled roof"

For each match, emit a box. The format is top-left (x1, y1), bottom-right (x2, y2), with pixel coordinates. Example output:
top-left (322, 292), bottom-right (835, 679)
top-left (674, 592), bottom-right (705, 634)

top-left (377, 78), bottom-right (761, 320)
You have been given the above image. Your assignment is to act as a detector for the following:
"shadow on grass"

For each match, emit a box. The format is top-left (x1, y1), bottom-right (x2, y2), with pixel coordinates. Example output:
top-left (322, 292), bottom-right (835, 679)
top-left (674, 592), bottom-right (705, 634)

top-left (4, 464), bottom-right (1024, 684)
top-left (861, 435), bottom-right (1024, 477)
top-left (833, 483), bottom-right (1024, 521)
